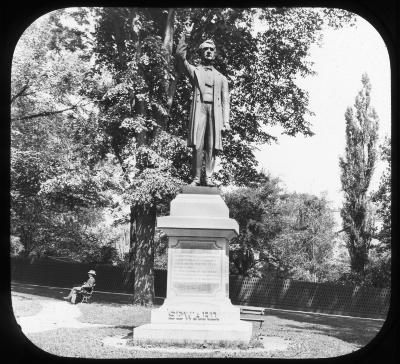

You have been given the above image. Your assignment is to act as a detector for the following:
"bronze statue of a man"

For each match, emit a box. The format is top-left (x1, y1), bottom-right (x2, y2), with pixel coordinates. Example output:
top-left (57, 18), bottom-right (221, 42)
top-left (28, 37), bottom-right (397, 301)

top-left (176, 22), bottom-right (230, 186)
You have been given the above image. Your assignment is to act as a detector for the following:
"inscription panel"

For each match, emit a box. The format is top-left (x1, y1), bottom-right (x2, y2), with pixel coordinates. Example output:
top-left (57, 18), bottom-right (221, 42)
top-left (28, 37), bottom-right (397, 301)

top-left (171, 244), bottom-right (222, 295)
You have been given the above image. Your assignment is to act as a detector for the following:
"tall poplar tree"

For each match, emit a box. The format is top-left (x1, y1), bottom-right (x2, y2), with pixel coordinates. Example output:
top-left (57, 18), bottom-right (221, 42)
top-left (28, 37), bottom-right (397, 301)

top-left (339, 74), bottom-right (379, 274)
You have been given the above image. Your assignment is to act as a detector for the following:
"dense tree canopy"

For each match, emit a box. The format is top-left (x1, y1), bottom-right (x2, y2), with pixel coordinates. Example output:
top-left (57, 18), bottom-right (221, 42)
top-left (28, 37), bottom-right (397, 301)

top-left (11, 11), bottom-right (123, 262)
top-left (224, 177), bottom-right (337, 281)
top-left (87, 7), bottom-right (355, 192)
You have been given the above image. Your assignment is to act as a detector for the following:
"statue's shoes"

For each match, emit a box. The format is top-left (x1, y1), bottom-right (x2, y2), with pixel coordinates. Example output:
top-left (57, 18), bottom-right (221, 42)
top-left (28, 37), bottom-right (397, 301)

top-left (190, 178), bottom-right (200, 186)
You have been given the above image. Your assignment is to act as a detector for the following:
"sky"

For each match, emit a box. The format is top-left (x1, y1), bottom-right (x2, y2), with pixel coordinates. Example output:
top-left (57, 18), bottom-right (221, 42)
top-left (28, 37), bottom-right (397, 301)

top-left (254, 14), bottom-right (391, 211)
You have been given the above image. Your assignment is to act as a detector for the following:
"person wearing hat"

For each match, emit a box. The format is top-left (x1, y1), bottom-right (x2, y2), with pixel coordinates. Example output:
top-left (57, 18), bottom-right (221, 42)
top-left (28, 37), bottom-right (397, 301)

top-left (63, 270), bottom-right (96, 304)
top-left (176, 21), bottom-right (230, 186)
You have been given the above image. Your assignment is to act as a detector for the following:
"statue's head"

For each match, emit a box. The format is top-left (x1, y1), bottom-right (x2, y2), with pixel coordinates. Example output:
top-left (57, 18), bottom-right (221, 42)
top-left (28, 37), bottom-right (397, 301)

top-left (199, 39), bottom-right (216, 63)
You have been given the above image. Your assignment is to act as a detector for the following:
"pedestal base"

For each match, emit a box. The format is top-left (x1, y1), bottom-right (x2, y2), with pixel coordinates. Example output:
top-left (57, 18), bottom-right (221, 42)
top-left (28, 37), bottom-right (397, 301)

top-left (133, 299), bottom-right (252, 344)
top-left (133, 187), bottom-right (252, 345)
top-left (133, 321), bottom-right (252, 344)
top-left (151, 298), bottom-right (241, 322)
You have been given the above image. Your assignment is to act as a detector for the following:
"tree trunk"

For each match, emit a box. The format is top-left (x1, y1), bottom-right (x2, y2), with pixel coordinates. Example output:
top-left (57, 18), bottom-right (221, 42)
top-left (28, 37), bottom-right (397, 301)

top-left (131, 203), bottom-right (157, 305)
top-left (123, 206), bottom-right (136, 292)
top-left (20, 225), bottom-right (34, 257)
top-left (348, 240), bottom-right (368, 274)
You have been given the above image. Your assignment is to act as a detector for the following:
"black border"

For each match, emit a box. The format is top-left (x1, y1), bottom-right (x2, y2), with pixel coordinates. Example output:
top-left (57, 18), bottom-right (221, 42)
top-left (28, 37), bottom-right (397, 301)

top-left (1, 1), bottom-right (398, 363)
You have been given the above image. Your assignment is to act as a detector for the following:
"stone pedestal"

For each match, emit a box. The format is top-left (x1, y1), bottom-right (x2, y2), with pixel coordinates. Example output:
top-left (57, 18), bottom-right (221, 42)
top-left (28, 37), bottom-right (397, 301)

top-left (133, 186), bottom-right (252, 344)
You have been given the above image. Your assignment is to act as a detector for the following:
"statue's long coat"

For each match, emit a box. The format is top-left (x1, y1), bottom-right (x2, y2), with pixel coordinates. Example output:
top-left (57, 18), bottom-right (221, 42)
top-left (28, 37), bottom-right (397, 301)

top-left (176, 34), bottom-right (230, 151)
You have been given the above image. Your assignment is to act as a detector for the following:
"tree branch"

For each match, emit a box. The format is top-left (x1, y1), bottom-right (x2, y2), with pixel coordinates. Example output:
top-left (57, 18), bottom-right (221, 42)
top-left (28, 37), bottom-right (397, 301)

top-left (162, 8), bottom-right (175, 64)
top-left (11, 105), bottom-right (79, 121)
top-left (334, 228), bottom-right (345, 236)
top-left (11, 80), bottom-right (30, 104)
top-left (162, 9), bottom-right (177, 114)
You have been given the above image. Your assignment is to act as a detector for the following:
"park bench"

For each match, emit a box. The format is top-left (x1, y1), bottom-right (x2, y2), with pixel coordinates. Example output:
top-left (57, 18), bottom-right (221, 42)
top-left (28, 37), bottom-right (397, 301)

top-left (80, 285), bottom-right (95, 304)
top-left (240, 307), bottom-right (266, 328)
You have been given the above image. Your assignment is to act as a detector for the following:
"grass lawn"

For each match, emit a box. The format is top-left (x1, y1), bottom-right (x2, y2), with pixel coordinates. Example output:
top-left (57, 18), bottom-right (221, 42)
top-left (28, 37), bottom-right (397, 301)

top-left (12, 289), bottom-right (385, 359)
top-left (78, 302), bottom-right (151, 327)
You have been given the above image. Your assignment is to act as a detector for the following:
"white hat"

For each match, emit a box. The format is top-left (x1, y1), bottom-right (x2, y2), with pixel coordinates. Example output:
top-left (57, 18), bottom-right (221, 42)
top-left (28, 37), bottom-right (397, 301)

top-left (88, 270), bottom-right (96, 275)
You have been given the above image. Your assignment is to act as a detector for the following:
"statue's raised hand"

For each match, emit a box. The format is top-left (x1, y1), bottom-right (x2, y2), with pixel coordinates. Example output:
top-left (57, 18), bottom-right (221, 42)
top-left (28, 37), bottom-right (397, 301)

top-left (184, 21), bottom-right (194, 36)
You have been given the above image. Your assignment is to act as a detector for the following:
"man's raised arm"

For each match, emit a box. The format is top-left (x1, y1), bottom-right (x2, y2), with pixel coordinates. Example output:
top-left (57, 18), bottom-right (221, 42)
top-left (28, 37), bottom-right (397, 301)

top-left (176, 22), bottom-right (195, 81)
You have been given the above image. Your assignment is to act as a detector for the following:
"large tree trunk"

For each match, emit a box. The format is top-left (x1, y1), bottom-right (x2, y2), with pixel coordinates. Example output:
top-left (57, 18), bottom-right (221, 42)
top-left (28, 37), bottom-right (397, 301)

top-left (130, 203), bottom-right (157, 305)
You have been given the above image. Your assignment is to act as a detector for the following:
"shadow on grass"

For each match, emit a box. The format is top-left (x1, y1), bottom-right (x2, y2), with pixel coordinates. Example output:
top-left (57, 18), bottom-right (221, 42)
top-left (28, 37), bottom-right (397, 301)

top-left (261, 310), bottom-right (385, 347)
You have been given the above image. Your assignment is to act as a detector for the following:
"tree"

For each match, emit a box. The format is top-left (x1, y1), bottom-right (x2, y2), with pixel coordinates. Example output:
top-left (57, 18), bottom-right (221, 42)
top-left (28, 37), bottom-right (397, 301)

top-left (85, 7), bottom-right (354, 304)
top-left (87, 8), bottom-right (190, 304)
top-left (11, 10), bottom-right (121, 261)
top-left (269, 192), bottom-right (336, 282)
top-left (224, 178), bottom-right (337, 281)
top-left (339, 74), bottom-right (379, 275)
top-left (224, 175), bottom-right (283, 276)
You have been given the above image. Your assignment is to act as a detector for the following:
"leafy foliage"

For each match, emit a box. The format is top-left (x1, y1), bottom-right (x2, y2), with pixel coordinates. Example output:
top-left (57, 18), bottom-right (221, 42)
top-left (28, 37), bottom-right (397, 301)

top-left (372, 137), bottom-right (391, 249)
top-left (224, 176), bottom-right (283, 276)
top-left (365, 136), bottom-right (392, 288)
top-left (11, 10), bottom-right (122, 261)
top-left (224, 177), bottom-right (337, 281)
top-left (337, 248), bottom-right (390, 288)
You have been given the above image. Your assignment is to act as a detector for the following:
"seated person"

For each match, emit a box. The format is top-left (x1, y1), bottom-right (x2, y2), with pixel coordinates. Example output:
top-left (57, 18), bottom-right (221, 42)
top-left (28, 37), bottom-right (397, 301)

top-left (63, 270), bottom-right (96, 303)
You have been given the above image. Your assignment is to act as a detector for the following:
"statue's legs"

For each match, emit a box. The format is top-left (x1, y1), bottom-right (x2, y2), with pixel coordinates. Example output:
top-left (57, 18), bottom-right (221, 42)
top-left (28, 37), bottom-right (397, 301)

top-left (192, 103), bottom-right (215, 184)
top-left (204, 124), bottom-right (215, 179)
top-left (191, 149), bottom-right (202, 184)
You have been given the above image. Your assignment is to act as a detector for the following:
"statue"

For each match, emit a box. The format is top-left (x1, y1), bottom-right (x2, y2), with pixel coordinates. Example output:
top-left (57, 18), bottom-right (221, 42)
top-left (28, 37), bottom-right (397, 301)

top-left (176, 22), bottom-right (230, 187)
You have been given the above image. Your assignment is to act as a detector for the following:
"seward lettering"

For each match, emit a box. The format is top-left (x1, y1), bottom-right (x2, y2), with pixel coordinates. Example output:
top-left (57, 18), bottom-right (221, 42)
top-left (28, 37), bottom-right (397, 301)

top-left (167, 310), bottom-right (219, 321)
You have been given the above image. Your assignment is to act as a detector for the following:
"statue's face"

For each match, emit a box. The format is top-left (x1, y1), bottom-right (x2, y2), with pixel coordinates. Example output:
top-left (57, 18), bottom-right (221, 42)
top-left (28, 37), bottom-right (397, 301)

top-left (201, 45), bottom-right (216, 62)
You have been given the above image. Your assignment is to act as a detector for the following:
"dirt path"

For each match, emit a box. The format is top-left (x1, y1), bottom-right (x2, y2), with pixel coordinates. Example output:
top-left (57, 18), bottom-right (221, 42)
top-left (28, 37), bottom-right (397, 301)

top-left (14, 298), bottom-right (112, 334)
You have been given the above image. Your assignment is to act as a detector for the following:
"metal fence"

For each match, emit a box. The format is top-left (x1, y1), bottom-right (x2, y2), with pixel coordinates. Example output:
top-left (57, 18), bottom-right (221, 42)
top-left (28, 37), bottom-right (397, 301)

top-left (229, 276), bottom-right (390, 319)
top-left (11, 257), bottom-right (389, 319)
top-left (10, 257), bottom-right (167, 297)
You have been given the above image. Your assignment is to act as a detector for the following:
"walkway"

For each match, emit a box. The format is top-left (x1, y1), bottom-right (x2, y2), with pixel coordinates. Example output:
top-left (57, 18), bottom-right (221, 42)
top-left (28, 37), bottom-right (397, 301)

top-left (14, 298), bottom-right (111, 334)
